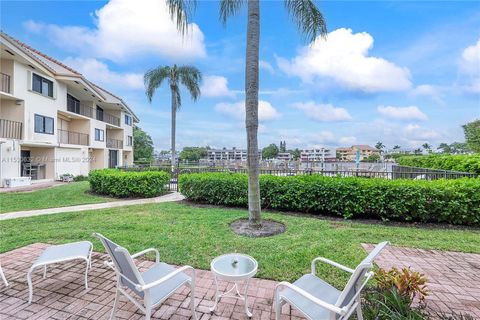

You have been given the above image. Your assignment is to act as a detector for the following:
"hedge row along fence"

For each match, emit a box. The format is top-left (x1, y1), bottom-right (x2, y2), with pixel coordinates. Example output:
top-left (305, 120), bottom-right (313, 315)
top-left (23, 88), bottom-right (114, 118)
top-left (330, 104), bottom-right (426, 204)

top-left (179, 173), bottom-right (480, 225)
top-left (396, 154), bottom-right (480, 175)
top-left (89, 169), bottom-right (170, 198)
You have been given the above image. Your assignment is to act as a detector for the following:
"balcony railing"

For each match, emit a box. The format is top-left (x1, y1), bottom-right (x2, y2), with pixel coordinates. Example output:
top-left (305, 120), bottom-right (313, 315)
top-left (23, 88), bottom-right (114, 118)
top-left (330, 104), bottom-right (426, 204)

top-left (106, 138), bottom-right (123, 149)
top-left (67, 98), bottom-right (120, 126)
top-left (58, 129), bottom-right (89, 146)
top-left (0, 118), bottom-right (22, 139)
top-left (1, 73), bottom-right (11, 94)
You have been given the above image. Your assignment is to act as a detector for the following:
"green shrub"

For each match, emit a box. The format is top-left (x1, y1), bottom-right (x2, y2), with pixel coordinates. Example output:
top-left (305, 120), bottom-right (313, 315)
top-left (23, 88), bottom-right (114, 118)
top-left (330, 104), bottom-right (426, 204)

top-left (89, 169), bottom-right (170, 198)
top-left (73, 175), bottom-right (89, 182)
top-left (179, 173), bottom-right (480, 225)
top-left (396, 154), bottom-right (480, 175)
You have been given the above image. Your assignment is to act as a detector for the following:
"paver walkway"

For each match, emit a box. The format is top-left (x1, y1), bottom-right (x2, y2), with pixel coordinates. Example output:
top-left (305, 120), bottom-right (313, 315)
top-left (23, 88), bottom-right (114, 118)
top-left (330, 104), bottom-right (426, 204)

top-left (363, 244), bottom-right (480, 318)
top-left (0, 244), bottom-right (304, 320)
top-left (0, 192), bottom-right (185, 221)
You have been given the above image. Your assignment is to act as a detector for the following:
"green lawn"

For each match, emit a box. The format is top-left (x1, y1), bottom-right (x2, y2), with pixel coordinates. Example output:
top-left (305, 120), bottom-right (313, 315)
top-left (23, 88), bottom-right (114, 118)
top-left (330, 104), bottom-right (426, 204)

top-left (0, 181), bottom-right (114, 213)
top-left (1, 202), bottom-right (478, 287)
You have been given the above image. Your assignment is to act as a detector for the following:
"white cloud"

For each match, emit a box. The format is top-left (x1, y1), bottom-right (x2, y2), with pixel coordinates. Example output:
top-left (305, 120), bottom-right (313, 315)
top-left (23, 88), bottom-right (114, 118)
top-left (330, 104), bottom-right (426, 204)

top-left (293, 101), bottom-right (352, 122)
top-left (215, 100), bottom-right (280, 121)
top-left (63, 57), bottom-right (143, 90)
top-left (277, 28), bottom-right (412, 93)
top-left (23, 0), bottom-right (206, 62)
top-left (200, 75), bottom-right (235, 98)
top-left (411, 84), bottom-right (445, 105)
top-left (339, 136), bottom-right (357, 145)
top-left (459, 39), bottom-right (480, 93)
top-left (259, 60), bottom-right (275, 74)
top-left (377, 105), bottom-right (428, 121)
top-left (404, 124), bottom-right (440, 140)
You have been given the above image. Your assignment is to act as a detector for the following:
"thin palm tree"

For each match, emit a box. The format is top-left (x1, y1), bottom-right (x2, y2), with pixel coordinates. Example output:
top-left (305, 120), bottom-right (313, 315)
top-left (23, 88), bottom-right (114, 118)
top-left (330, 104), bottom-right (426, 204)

top-left (144, 64), bottom-right (202, 170)
top-left (166, 0), bottom-right (327, 228)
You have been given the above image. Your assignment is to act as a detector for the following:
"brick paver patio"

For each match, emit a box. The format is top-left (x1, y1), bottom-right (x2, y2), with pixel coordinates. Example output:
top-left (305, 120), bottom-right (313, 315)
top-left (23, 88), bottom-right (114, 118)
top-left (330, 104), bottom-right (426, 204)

top-left (363, 244), bottom-right (480, 318)
top-left (1, 243), bottom-right (479, 319)
top-left (0, 244), bottom-right (305, 320)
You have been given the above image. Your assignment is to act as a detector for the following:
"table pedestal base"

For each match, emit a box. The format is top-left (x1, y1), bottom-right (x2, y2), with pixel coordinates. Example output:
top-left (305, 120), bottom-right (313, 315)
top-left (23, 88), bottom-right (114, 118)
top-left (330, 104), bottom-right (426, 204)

top-left (210, 277), bottom-right (252, 317)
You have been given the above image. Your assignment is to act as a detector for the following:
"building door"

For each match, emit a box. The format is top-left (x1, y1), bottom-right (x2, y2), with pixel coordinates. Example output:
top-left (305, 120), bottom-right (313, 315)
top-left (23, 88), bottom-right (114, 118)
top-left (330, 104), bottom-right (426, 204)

top-left (97, 106), bottom-right (104, 121)
top-left (108, 150), bottom-right (118, 168)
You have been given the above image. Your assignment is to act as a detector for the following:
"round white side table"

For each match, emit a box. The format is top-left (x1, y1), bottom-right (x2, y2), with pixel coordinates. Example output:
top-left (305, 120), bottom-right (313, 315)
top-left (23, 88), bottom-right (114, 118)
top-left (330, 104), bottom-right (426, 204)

top-left (210, 253), bottom-right (258, 317)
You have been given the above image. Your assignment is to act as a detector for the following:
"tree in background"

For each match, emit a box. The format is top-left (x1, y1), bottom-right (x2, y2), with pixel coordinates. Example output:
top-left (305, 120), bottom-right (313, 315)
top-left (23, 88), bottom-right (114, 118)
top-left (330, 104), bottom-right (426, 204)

top-left (437, 143), bottom-right (452, 154)
top-left (133, 127), bottom-right (154, 161)
top-left (375, 141), bottom-right (385, 152)
top-left (180, 147), bottom-right (208, 161)
top-left (279, 140), bottom-right (287, 152)
top-left (393, 145), bottom-right (401, 151)
top-left (144, 64), bottom-right (202, 169)
top-left (462, 119), bottom-right (480, 153)
top-left (414, 148), bottom-right (423, 155)
top-left (291, 148), bottom-right (301, 161)
top-left (422, 143), bottom-right (432, 153)
top-left (262, 143), bottom-right (279, 159)
top-left (362, 154), bottom-right (380, 162)
top-left (450, 142), bottom-right (470, 154)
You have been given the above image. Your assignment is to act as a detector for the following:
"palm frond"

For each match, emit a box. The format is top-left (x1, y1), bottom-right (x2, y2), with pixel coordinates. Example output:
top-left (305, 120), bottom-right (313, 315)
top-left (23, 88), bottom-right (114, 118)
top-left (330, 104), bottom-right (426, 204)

top-left (284, 0), bottom-right (328, 43)
top-left (144, 66), bottom-right (171, 103)
top-left (177, 65), bottom-right (202, 101)
top-left (166, 0), bottom-right (197, 35)
top-left (219, 0), bottom-right (245, 25)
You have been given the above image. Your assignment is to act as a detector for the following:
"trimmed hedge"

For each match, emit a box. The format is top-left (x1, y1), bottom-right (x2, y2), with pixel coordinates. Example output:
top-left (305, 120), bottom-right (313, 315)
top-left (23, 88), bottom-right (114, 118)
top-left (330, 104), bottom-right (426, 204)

top-left (396, 154), bottom-right (480, 175)
top-left (89, 169), bottom-right (170, 198)
top-left (179, 173), bottom-right (480, 225)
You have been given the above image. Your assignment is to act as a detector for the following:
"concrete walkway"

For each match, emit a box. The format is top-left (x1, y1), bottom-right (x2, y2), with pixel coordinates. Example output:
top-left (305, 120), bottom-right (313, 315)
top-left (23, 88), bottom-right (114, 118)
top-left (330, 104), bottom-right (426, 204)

top-left (0, 192), bottom-right (185, 221)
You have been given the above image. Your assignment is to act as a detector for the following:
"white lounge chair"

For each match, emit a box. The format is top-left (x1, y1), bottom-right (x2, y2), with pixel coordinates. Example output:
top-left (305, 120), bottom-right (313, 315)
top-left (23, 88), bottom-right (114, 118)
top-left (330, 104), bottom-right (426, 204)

top-left (275, 241), bottom-right (389, 320)
top-left (93, 233), bottom-right (198, 320)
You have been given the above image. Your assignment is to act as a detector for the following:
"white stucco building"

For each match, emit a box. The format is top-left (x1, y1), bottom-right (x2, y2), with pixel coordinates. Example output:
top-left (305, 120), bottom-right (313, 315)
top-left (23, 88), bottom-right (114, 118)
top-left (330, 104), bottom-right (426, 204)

top-left (0, 32), bottom-right (139, 186)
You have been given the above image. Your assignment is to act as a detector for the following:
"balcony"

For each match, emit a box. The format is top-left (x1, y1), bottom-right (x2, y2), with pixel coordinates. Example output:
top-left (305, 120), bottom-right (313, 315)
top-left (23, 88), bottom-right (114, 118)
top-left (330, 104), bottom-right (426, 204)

top-left (67, 97), bottom-right (120, 126)
top-left (106, 138), bottom-right (123, 149)
top-left (0, 118), bottom-right (22, 139)
top-left (58, 129), bottom-right (89, 146)
top-left (1, 73), bottom-right (11, 94)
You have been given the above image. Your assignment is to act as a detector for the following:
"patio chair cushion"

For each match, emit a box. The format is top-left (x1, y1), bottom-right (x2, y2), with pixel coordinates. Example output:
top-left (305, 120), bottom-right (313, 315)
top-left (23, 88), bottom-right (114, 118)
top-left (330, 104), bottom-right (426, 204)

top-left (142, 262), bottom-right (190, 305)
top-left (279, 274), bottom-right (341, 319)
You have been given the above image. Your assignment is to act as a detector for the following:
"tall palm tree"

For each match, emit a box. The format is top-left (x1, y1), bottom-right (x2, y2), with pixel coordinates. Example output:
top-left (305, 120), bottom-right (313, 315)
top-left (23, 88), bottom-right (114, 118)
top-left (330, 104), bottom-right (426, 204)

top-left (393, 145), bottom-right (401, 151)
top-left (375, 141), bottom-right (385, 152)
top-left (144, 65), bottom-right (202, 169)
top-left (422, 143), bottom-right (432, 153)
top-left (166, 0), bottom-right (327, 228)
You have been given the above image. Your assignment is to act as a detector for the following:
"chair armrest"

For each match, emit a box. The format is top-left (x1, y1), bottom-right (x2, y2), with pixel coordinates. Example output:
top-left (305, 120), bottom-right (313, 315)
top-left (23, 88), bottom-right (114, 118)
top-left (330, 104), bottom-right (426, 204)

top-left (136, 265), bottom-right (194, 291)
top-left (131, 248), bottom-right (160, 263)
top-left (312, 257), bottom-right (355, 275)
top-left (275, 281), bottom-right (346, 316)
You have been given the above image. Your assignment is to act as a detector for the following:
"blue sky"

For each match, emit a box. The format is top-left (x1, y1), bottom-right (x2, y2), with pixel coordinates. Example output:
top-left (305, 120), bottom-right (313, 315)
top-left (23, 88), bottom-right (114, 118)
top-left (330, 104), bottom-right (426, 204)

top-left (2, 0), bottom-right (479, 151)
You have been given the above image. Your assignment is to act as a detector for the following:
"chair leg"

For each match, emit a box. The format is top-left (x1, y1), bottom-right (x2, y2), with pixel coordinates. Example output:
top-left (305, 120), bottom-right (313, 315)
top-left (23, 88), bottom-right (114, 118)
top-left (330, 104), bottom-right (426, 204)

top-left (84, 259), bottom-right (89, 290)
top-left (274, 291), bottom-right (283, 320)
top-left (0, 263), bottom-right (8, 287)
top-left (144, 306), bottom-right (151, 320)
top-left (109, 289), bottom-right (120, 320)
top-left (356, 302), bottom-right (364, 320)
top-left (190, 279), bottom-right (198, 320)
top-left (43, 265), bottom-right (47, 279)
top-left (27, 267), bottom-right (34, 304)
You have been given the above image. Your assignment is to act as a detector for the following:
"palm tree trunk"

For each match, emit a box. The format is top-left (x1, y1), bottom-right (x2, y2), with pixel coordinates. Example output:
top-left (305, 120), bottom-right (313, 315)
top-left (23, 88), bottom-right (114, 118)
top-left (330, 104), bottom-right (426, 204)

top-left (170, 85), bottom-right (177, 172)
top-left (245, 0), bottom-right (261, 227)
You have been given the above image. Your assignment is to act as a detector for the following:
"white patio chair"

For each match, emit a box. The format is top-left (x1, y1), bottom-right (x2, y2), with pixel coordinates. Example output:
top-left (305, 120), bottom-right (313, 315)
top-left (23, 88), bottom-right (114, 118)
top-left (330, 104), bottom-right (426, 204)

top-left (275, 241), bottom-right (389, 320)
top-left (0, 261), bottom-right (8, 286)
top-left (93, 233), bottom-right (197, 320)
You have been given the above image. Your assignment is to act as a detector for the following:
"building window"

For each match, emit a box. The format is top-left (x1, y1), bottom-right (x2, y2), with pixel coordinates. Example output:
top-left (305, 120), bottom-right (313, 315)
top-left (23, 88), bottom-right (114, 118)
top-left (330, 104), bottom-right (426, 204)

top-left (127, 135), bottom-right (133, 146)
top-left (32, 73), bottom-right (53, 97)
top-left (95, 128), bottom-right (104, 141)
top-left (67, 94), bottom-right (80, 113)
top-left (125, 114), bottom-right (132, 126)
top-left (34, 114), bottom-right (54, 134)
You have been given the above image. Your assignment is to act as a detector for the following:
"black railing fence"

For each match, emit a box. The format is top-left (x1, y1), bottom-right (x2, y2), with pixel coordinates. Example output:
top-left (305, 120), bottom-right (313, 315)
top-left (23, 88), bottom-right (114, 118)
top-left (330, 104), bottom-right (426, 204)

top-left (120, 164), bottom-right (476, 192)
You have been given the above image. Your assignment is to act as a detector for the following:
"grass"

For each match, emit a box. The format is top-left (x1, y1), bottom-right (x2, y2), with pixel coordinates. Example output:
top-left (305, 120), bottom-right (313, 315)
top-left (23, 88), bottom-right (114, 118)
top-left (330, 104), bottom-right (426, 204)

top-left (1, 202), bottom-right (478, 287)
top-left (0, 181), bottom-right (115, 213)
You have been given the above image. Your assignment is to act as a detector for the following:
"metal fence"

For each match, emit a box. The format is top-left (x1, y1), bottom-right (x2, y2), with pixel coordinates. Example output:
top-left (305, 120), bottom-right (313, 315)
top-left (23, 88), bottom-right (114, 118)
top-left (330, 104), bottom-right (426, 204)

top-left (122, 163), bottom-right (477, 192)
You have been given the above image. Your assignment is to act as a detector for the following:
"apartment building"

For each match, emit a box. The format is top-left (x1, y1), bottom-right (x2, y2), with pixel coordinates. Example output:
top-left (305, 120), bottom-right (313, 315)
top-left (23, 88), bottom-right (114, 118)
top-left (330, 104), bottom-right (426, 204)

top-left (276, 152), bottom-right (292, 161)
top-left (300, 148), bottom-right (334, 162)
top-left (336, 145), bottom-right (379, 161)
top-left (207, 148), bottom-right (262, 161)
top-left (0, 32), bottom-right (139, 186)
